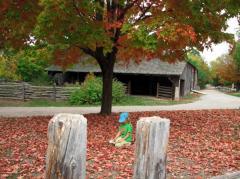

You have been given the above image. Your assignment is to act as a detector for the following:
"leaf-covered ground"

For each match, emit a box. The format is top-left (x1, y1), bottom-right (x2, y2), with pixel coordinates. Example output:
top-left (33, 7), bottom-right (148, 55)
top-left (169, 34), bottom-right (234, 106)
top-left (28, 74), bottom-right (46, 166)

top-left (0, 110), bottom-right (239, 178)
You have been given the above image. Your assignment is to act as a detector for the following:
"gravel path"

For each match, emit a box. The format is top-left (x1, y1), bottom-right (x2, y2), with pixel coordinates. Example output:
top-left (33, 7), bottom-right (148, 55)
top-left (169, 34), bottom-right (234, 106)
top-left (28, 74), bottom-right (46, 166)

top-left (0, 89), bottom-right (239, 117)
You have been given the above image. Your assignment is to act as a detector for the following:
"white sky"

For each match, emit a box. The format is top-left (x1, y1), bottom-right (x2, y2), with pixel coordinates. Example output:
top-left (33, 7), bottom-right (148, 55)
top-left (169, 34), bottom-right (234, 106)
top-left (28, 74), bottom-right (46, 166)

top-left (200, 17), bottom-right (239, 64)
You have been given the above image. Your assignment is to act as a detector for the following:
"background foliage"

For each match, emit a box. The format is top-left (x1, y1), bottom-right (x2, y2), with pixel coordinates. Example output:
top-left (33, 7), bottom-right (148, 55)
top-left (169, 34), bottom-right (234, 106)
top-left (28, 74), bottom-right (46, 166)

top-left (0, 53), bottom-right (20, 81)
top-left (187, 50), bottom-right (211, 89)
top-left (210, 41), bottom-right (240, 90)
top-left (15, 45), bottom-right (53, 85)
top-left (0, 45), bottom-right (54, 84)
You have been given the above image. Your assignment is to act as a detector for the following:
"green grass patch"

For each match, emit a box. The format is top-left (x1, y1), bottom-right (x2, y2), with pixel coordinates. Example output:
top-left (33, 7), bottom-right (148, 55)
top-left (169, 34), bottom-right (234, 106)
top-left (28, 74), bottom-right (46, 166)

top-left (114, 93), bottom-right (199, 106)
top-left (229, 92), bottom-right (240, 97)
top-left (0, 99), bottom-right (70, 107)
top-left (0, 93), bottom-right (200, 107)
top-left (231, 92), bottom-right (240, 97)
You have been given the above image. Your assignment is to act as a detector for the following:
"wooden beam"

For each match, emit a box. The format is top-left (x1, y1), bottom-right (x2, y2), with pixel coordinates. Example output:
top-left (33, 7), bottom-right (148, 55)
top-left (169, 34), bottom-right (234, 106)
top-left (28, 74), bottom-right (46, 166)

top-left (174, 80), bottom-right (180, 101)
top-left (128, 80), bottom-right (131, 95)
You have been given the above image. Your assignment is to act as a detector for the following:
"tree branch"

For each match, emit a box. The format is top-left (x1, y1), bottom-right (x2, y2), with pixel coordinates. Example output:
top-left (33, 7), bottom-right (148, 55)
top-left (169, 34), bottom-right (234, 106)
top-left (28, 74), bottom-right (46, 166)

top-left (72, 0), bottom-right (94, 21)
top-left (72, 0), bottom-right (83, 17)
top-left (96, 0), bottom-right (104, 21)
top-left (133, 3), bottom-right (153, 24)
top-left (76, 46), bottom-right (96, 58)
top-left (124, 0), bottom-right (139, 12)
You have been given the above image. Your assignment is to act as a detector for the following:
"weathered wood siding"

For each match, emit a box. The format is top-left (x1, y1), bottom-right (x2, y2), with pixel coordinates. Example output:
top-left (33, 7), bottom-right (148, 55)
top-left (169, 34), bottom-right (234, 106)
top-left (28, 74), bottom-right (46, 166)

top-left (180, 63), bottom-right (197, 96)
top-left (156, 83), bottom-right (174, 99)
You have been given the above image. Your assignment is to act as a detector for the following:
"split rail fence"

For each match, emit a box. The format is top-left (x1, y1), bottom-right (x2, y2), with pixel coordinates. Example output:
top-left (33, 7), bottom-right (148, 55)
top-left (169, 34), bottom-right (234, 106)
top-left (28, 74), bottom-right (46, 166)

top-left (215, 86), bottom-right (237, 93)
top-left (156, 83), bottom-right (174, 99)
top-left (0, 82), bottom-right (77, 101)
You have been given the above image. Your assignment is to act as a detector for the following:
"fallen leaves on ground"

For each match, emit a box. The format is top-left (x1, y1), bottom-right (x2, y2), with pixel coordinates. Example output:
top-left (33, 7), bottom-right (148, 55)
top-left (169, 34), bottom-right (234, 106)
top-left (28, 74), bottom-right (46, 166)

top-left (0, 110), bottom-right (239, 178)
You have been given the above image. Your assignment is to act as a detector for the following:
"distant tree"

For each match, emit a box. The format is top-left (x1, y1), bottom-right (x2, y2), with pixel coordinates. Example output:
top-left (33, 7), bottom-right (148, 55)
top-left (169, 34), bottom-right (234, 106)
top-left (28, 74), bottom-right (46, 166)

top-left (210, 54), bottom-right (240, 90)
top-left (210, 60), bottom-right (221, 86)
top-left (0, 54), bottom-right (20, 81)
top-left (187, 50), bottom-right (210, 89)
top-left (1, 1), bottom-right (240, 114)
top-left (15, 45), bottom-right (53, 84)
top-left (232, 42), bottom-right (240, 90)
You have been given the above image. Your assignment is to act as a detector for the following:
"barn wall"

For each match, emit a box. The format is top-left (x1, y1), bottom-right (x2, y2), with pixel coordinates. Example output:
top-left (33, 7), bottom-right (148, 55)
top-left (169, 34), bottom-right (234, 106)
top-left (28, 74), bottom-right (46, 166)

top-left (180, 63), bottom-right (197, 95)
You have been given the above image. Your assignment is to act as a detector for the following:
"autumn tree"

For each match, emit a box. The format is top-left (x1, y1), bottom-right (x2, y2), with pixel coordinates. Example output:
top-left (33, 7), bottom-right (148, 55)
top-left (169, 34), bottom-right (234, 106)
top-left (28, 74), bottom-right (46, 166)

top-left (210, 54), bottom-right (240, 89)
top-left (210, 60), bottom-right (221, 86)
top-left (0, 54), bottom-right (20, 81)
top-left (1, 1), bottom-right (240, 114)
top-left (187, 50), bottom-right (210, 89)
top-left (232, 41), bottom-right (240, 90)
top-left (15, 45), bottom-right (53, 84)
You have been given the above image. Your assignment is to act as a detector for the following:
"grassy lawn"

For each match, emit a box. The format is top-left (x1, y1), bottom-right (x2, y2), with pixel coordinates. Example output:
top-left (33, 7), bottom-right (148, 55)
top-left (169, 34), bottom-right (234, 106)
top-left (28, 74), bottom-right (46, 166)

top-left (229, 92), bottom-right (240, 97)
top-left (0, 93), bottom-right (200, 107)
top-left (116, 93), bottom-right (200, 106)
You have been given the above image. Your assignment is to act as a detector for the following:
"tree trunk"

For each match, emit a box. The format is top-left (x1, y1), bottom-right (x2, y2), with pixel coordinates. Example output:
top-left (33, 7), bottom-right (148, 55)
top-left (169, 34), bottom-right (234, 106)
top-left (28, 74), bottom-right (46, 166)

top-left (100, 58), bottom-right (115, 115)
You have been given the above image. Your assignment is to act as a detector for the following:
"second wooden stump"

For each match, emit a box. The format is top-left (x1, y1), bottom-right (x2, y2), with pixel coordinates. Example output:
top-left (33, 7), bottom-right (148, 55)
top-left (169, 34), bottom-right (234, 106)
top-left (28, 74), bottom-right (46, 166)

top-left (133, 116), bottom-right (170, 179)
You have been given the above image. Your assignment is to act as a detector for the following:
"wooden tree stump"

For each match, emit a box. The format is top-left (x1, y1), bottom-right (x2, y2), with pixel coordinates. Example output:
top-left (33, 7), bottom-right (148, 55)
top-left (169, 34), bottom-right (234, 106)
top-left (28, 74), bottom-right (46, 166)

top-left (45, 113), bottom-right (87, 179)
top-left (133, 116), bottom-right (170, 179)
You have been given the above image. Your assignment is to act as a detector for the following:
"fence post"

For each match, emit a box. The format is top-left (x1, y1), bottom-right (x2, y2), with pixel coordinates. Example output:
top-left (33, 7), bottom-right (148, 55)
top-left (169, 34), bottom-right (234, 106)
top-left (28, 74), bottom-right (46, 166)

top-left (53, 83), bottom-right (56, 101)
top-left (45, 113), bottom-right (87, 179)
top-left (22, 82), bottom-right (25, 101)
top-left (133, 116), bottom-right (170, 179)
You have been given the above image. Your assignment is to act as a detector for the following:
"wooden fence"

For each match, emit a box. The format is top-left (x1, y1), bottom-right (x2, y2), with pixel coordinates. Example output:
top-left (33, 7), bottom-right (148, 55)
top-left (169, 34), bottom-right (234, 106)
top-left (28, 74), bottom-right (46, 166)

top-left (215, 86), bottom-right (237, 93)
top-left (0, 82), bottom-right (77, 101)
top-left (156, 83), bottom-right (174, 99)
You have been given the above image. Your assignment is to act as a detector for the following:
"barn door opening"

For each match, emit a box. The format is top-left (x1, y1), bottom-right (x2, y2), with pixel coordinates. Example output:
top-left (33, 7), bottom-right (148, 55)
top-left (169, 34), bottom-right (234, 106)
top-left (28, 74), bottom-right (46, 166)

top-left (180, 80), bottom-right (185, 97)
top-left (131, 75), bottom-right (157, 96)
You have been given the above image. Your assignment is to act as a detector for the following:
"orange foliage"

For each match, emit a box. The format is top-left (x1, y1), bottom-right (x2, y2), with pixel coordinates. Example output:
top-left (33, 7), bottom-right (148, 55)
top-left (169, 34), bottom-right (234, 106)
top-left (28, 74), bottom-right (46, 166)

top-left (212, 55), bottom-right (240, 83)
top-left (54, 47), bottom-right (82, 69)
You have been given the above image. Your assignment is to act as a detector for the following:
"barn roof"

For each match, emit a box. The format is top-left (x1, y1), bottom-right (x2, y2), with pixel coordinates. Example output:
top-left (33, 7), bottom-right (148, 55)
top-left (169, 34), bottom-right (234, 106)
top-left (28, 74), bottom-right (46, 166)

top-left (47, 58), bottom-right (189, 76)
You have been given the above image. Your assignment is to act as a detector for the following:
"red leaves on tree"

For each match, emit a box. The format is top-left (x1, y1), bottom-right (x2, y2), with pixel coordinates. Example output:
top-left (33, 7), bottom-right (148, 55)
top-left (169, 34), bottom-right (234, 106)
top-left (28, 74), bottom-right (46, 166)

top-left (0, 110), bottom-right (239, 178)
top-left (105, 21), bottom-right (123, 31)
top-left (0, 0), bottom-right (40, 49)
top-left (54, 47), bottom-right (83, 69)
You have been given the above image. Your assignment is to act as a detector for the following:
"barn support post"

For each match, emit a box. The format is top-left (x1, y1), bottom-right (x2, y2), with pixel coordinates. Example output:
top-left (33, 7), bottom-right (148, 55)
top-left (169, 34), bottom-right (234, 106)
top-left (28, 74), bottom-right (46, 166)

top-left (133, 117), bottom-right (170, 179)
top-left (45, 113), bottom-right (87, 179)
top-left (127, 80), bottom-right (131, 95)
top-left (168, 76), bottom-right (180, 100)
top-left (77, 72), bottom-right (80, 84)
top-left (156, 82), bottom-right (159, 98)
top-left (174, 79), bottom-right (180, 100)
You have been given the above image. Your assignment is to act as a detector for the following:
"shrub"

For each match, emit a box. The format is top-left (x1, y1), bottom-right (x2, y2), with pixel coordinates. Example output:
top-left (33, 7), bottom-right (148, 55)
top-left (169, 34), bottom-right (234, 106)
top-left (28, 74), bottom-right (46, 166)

top-left (69, 74), bottom-right (126, 105)
top-left (112, 78), bottom-right (126, 103)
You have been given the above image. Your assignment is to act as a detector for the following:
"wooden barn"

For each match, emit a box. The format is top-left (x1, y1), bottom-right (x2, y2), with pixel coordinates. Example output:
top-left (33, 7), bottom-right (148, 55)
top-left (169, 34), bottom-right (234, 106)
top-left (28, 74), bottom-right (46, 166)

top-left (47, 58), bottom-right (198, 100)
